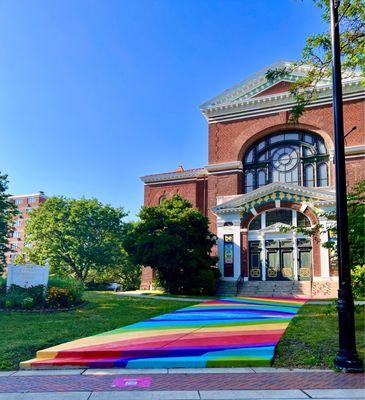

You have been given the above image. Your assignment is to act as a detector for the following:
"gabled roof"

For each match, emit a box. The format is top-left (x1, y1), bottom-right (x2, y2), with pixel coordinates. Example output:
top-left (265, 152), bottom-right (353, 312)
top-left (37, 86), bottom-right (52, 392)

top-left (200, 61), bottom-right (364, 123)
top-left (212, 182), bottom-right (335, 215)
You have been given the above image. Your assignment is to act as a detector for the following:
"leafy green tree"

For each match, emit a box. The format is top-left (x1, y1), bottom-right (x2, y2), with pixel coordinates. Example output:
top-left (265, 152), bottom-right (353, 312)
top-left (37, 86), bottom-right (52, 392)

top-left (124, 195), bottom-right (218, 295)
top-left (280, 179), bottom-right (365, 268)
top-left (0, 172), bottom-right (18, 271)
top-left (347, 179), bottom-right (365, 267)
top-left (25, 196), bottom-right (132, 281)
top-left (267, 0), bottom-right (364, 121)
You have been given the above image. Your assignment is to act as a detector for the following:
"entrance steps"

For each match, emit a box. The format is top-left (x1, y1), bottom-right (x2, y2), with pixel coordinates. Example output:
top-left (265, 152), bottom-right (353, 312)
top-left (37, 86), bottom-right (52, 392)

top-left (238, 281), bottom-right (312, 298)
top-left (215, 280), bottom-right (237, 297)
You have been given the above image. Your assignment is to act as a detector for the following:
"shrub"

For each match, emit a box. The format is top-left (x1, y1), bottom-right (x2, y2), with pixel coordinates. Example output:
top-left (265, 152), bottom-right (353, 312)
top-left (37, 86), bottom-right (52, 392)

top-left (186, 268), bottom-right (216, 296)
top-left (7, 284), bottom-right (44, 306)
top-left (5, 299), bottom-right (15, 309)
top-left (0, 277), bottom-right (6, 296)
top-left (48, 277), bottom-right (84, 305)
top-left (5, 290), bottom-right (29, 309)
top-left (46, 287), bottom-right (72, 308)
top-left (21, 297), bottom-right (34, 309)
top-left (0, 277), bottom-right (84, 310)
top-left (351, 265), bottom-right (365, 299)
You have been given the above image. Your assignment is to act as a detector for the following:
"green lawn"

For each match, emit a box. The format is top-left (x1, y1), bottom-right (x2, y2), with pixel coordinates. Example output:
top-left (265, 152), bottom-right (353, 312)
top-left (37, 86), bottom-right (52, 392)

top-left (274, 303), bottom-right (365, 369)
top-left (0, 291), bottom-right (197, 370)
top-left (1, 293), bottom-right (363, 371)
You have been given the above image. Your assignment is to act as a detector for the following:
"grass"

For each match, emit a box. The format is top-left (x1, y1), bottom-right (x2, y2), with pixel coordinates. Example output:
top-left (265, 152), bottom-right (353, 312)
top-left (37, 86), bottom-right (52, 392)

top-left (274, 303), bottom-right (365, 369)
top-left (1, 292), bottom-right (363, 371)
top-left (0, 291), bottom-right (198, 371)
top-left (121, 289), bottom-right (217, 300)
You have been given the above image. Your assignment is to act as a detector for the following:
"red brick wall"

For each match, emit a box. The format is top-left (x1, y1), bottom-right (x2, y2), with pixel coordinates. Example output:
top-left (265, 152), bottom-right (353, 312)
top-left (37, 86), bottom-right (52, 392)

top-left (144, 179), bottom-right (207, 215)
top-left (253, 81), bottom-right (292, 98)
top-left (208, 99), bottom-right (364, 165)
top-left (6, 194), bottom-right (47, 264)
top-left (346, 157), bottom-right (365, 189)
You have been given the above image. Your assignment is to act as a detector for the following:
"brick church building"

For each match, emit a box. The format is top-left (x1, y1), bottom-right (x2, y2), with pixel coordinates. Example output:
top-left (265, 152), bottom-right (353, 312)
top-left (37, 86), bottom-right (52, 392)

top-left (140, 61), bottom-right (365, 296)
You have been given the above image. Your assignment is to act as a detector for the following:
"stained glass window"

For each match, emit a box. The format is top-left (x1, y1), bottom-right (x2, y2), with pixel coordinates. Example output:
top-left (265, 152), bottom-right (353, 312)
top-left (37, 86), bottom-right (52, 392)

top-left (243, 131), bottom-right (329, 192)
top-left (266, 209), bottom-right (292, 226)
top-left (249, 214), bottom-right (261, 230)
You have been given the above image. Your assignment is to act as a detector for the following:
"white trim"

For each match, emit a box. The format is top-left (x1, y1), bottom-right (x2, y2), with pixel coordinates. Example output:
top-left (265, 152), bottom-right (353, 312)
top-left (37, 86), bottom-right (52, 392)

top-left (345, 154), bottom-right (365, 160)
top-left (205, 161), bottom-right (243, 173)
top-left (208, 169), bottom-right (242, 175)
top-left (10, 193), bottom-right (47, 199)
top-left (345, 145), bottom-right (365, 156)
top-left (141, 168), bottom-right (207, 184)
top-left (143, 178), bottom-right (199, 186)
top-left (205, 91), bottom-right (364, 123)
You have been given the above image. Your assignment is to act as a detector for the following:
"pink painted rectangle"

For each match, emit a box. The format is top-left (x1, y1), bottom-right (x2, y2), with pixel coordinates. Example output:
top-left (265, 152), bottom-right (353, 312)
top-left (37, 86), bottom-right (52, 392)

top-left (112, 376), bottom-right (152, 388)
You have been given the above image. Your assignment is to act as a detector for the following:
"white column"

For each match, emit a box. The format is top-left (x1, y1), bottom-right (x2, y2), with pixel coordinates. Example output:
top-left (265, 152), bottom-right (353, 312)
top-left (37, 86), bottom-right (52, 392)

top-left (216, 216), bottom-right (241, 281)
top-left (216, 220), bottom-right (225, 278)
top-left (260, 212), bottom-right (266, 281)
top-left (293, 231), bottom-right (299, 280)
top-left (259, 233), bottom-right (266, 281)
top-left (292, 210), bottom-right (298, 280)
top-left (232, 220), bottom-right (242, 280)
top-left (319, 218), bottom-right (330, 278)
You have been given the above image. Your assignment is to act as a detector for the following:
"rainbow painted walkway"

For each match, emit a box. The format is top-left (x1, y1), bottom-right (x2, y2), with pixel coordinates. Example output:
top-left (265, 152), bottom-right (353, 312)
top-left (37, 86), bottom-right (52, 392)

top-left (21, 297), bottom-right (306, 369)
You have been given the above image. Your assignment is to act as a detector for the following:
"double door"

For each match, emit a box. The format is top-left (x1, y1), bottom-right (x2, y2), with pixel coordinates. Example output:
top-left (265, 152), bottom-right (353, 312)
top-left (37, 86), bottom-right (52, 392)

top-left (266, 239), bottom-right (294, 281)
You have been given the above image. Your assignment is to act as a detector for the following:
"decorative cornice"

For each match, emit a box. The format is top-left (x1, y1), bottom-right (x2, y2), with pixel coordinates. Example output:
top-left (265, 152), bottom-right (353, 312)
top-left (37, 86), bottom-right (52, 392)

top-left (212, 183), bottom-right (335, 215)
top-left (200, 61), bottom-right (364, 123)
top-left (345, 145), bottom-right (365, 156)
top-left (204, 84), bottom-right (364, 123)
top-left (205, 161), bottom-right (243, 173)
top-left (141, 168), bottom-right (207, 184)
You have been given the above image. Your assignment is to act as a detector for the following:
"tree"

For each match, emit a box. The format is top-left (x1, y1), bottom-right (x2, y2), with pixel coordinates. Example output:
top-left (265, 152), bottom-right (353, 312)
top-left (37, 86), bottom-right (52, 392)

top-left (25, 196), bottom-right (132, 281)
top-left (124, 195), bottom-right (218, 295)
top-left (0, 172), bottom-right (18, 271)
top-left (347, 179), bottom-right (365, 267)
top-left (280, 179), bottom-right (365, 268)
top-left (266, 0), bottom-right (364, 121)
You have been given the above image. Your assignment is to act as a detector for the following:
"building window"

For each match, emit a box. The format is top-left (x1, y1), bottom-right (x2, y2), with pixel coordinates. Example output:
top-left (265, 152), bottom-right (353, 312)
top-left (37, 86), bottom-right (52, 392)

top-left (13, 231), bottom-right (21, 238)
top-left (317, 162), bottom-right (329, 187)
top-left (11, 243), bottom-right (19, 250)
top-left (14, 198), bottom-right (23, 205)
top-left (248, 215), bottom-right (261, 230)
top-left (266, 209), bottom-right (292, 226)
top-left (159, 195), bottom-right (167, 205)
top-left (303, 164), bottom-right (315, 187)
top-left (297, 212), bottom-right (311, 227)
top-left (13, 220), bottom-right (22, 227)
top-left (28, 197), bottom-right (36, 204)
top-left (243, 131), bottom-right (329, 192)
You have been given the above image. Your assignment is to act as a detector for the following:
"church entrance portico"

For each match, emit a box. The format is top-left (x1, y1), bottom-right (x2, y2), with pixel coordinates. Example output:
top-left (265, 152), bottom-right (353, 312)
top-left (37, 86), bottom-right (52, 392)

top-left (213, 183), bottom-right (336, 283)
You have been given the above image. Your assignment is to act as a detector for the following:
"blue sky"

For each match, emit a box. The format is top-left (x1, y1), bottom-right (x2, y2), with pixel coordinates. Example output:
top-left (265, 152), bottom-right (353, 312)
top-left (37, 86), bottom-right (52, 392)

top-left (0, 0), bottom-right (325, 219)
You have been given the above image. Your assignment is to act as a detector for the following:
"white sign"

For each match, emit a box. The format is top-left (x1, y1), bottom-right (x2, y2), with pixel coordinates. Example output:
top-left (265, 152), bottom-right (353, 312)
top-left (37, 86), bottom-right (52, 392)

top-left (6, 263), bottom-right (49, 290)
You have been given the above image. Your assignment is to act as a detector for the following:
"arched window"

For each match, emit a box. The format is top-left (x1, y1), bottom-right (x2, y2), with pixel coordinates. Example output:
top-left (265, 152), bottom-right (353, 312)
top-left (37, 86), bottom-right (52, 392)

top-left (266, 209), bottom-right (292, 226)
top-left (248, 210), bottom-right (310, 230)
top-left (317, 162), bottom-right (329, 187)
top-left (243, 131), bottom-right (329, 192)
top-left (159, 195), bottom-right (167, 205)
top-left (303, 164), bottom-right (315, 187)
top-left (297, 212), bottom-right (311, 227)
top-left (249, 215), bottom-right (261, 230)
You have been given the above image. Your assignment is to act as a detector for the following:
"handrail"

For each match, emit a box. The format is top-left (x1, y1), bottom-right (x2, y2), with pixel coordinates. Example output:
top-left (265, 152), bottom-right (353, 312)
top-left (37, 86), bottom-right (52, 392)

top-left (236, 274), bottom-right (245, 295)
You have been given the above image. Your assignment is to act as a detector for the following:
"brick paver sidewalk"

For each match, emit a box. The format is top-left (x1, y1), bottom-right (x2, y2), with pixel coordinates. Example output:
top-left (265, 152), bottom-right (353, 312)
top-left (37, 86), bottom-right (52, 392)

top-left (0, 370), bottom-right (363, 393)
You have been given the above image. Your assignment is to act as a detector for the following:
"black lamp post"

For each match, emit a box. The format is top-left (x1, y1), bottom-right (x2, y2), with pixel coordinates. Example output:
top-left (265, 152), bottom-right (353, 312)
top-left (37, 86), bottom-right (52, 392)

top-left (329, 0), bottom-right (363, 372)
